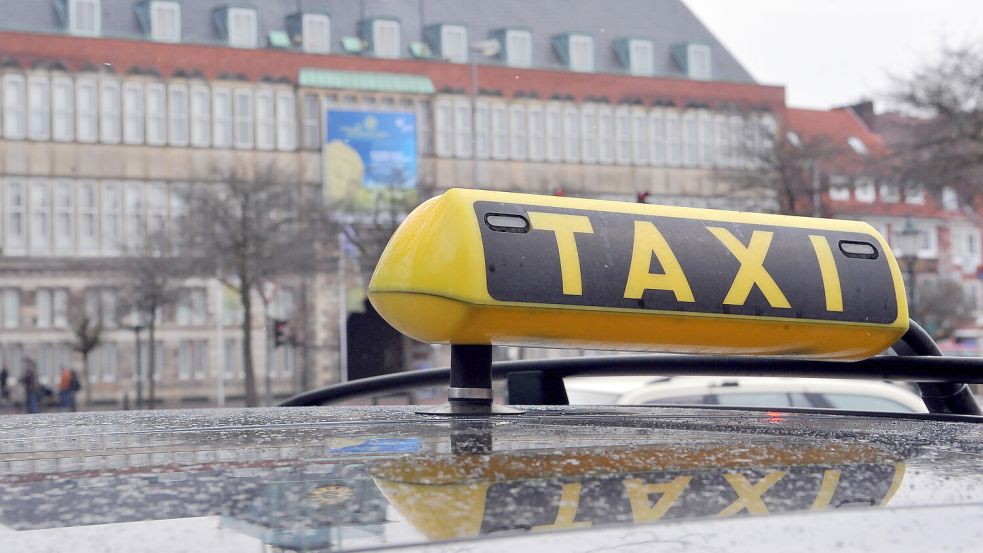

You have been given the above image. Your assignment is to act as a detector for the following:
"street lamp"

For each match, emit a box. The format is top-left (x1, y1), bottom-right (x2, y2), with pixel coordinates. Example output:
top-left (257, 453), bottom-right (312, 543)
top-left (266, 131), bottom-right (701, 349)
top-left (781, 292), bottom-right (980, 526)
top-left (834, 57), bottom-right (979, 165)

top-left (469, 39), bottom-right (501, 187)
top-left (895, 217), bottom-right (921, 319)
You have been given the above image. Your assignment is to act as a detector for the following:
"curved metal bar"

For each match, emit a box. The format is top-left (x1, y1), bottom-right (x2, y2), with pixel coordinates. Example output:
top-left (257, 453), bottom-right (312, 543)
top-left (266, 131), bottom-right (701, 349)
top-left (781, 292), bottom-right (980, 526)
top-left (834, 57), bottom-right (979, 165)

top-left (899, 319), bottom-right (982, 415)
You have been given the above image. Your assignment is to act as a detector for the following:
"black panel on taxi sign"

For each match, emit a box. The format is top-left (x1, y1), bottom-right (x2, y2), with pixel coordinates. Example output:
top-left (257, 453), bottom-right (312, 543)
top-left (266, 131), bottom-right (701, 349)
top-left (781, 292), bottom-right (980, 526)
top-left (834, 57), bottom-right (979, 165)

top-left (476, 201), bottom-right (896, 324)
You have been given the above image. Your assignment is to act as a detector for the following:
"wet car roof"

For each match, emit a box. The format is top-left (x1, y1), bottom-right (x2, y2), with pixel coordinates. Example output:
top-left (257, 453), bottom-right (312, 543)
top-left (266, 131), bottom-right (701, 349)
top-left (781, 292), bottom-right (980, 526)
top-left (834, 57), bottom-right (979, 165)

top-left (2, 406), bottom-right (981, 552)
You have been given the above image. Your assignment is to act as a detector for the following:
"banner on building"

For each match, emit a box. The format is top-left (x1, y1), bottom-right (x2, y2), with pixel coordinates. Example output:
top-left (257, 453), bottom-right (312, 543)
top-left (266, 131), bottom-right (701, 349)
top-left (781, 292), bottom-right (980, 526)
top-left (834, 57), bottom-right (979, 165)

top-left (323, 109), bottom-right (418, 209)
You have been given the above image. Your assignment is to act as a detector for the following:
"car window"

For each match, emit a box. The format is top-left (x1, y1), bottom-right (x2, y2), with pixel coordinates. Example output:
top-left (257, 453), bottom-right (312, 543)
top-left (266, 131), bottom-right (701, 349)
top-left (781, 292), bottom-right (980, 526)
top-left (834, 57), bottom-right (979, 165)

top-left (714, 392), bottom-right (793, 408)
top-left (643, 395), bottom-right (714, 405)
top-left (818, 393), bottom-right (915, 413)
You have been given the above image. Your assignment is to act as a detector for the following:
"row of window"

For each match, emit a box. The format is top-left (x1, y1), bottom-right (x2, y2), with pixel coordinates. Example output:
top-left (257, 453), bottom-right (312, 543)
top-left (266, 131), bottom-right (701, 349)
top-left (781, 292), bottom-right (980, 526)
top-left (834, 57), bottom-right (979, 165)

top-left (54, 1), bottom-right (711, 77)
top-left (828, 178), bottom-right (961, 210)
top-left (433, 98), bottom-right (774, 168)
top-left (0, 72), bottom-right (296, 150)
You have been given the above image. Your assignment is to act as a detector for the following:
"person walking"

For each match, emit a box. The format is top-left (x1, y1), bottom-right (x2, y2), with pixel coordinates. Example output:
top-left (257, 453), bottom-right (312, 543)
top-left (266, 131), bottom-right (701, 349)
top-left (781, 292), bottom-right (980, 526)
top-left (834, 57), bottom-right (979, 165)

top-left (20, 359), bottom-right (40, 414)
top-left (0, 365), bottom-right (9, 402)
top-left (58, 367), bottom-right (79, 412)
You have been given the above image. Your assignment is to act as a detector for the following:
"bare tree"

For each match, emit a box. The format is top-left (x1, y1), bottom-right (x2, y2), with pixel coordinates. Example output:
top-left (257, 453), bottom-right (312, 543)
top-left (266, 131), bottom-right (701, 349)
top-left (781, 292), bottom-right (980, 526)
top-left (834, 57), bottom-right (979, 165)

top-left (889, 43), bottom-right (983, 199)
top-left (174, 164), bottom-right (331, 407)
top-left (119, 229), bottom-right (184, 409)
top-left (71, 316), bottom-right (102, 407)
top-left (916, 278), bottom-right (975, 338)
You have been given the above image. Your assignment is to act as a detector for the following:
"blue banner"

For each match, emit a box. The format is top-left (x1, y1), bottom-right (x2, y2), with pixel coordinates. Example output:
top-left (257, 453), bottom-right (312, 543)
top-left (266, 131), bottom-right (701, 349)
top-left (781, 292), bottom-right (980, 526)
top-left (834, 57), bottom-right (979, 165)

top-left (324, 110), bottom-right (417, 191)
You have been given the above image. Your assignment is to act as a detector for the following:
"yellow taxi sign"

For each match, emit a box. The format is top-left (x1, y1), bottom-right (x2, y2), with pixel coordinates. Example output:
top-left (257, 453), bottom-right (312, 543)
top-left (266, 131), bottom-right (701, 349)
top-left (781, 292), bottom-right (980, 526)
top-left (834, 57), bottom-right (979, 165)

top-left (368, 189), bottom-right (908, 360)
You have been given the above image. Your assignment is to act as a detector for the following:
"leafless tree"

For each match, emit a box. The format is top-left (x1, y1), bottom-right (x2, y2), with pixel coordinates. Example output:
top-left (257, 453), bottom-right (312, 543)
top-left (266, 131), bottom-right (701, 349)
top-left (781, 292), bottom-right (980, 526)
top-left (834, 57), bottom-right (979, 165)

top-left (174, 164), bottom-right (332, 407)
top-left (916, 278), bottom-right (975, 338)
top-left (71, 315), bottom-right (101, 407)
top-left (889, 43), bottom-right (983, 199)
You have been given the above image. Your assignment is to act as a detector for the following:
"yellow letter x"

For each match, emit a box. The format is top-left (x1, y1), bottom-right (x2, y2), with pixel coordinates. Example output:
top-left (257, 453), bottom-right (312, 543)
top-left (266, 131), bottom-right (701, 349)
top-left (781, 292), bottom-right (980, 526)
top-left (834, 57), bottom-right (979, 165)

top-left (718, 471), bottom-right (785, 516)
top-left (529, 212), bottom-right (594, 296)
top-left (707, 227), bottom-right (791, 309)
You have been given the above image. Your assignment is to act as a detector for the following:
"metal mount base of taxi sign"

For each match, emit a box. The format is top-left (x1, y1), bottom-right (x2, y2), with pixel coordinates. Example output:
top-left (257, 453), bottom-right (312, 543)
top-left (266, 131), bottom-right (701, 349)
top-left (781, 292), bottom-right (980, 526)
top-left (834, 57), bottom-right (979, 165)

top-left (416, 345), bottom-right (524, 416)
top-left (417, 403), bottom-right (524, 416)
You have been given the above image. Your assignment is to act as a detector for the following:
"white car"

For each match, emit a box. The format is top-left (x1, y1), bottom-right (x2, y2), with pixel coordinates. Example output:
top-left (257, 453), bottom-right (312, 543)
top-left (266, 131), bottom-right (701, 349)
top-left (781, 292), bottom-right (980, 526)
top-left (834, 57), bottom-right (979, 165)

top-left (564, 376), bottom-right (928, 413)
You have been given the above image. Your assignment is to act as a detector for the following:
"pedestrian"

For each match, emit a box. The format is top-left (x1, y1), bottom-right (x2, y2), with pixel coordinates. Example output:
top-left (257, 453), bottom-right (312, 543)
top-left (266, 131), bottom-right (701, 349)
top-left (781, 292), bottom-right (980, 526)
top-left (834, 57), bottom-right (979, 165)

top-left (59, 367), bottom-right (79, 412)
top-left (20, 359), bottom-right (40, 414)
top-left (0, 365), bottom-right (9, 402)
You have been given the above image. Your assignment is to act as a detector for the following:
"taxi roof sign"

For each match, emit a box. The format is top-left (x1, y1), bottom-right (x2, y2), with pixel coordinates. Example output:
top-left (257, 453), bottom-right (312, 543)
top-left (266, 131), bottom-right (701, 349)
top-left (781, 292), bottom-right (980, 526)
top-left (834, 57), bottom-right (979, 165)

top-left (368, 189), bottom-right (909, 361)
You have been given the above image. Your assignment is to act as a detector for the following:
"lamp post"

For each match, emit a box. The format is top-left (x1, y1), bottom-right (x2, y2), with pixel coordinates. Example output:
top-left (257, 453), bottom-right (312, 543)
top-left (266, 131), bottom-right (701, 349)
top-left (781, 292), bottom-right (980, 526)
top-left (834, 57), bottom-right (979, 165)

top-left (896, 217), bottom-right (921, 320)
top-left (469, 39), bottom-right (501, 187)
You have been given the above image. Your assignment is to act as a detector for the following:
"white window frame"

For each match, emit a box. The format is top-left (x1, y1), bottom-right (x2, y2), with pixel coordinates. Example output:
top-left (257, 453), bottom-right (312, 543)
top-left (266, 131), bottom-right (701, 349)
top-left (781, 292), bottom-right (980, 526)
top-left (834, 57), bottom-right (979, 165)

top-left (124, 180), bottom-right (145, 248)
top-left (145, 82), bottom-right (167, 146)
top-left (681, 111), bottom-right (699, 167)
top-left (440, 25), bottom-right (468, 63)
top-left (905, 185), bottom-right (925, 205)
top-left (54, 180), bottom-right (75, 253)
top-left (828, 176), bottom-right (851, 201)
top-left (490, 102), bottom-right (509, 160)
top-left (562, 105), bottom-right (580, 163)
top-left (568, 34), bottom-right (594, 72)
top-left (76, 77), bottom-right (99, 143)
top-left (101, 181), bottom-right (122, 254)
top-left (227, 7), bottom-right (258, 49)
top-left (302, 13), bottom-right (331, 54)
top-left (474, 101), bottom-right (490, 159)
top-left (854, 177), bottom-right (876, 203)
top-left (274, 90), bottom-right (295, 151)
top-left (2, 74), bottom-right (26, 139)
top-left (879, 183), bottom-right (900, 203)
top-left (150, 1), bottom-right (181, 43)
top-left (69, 0), bottom-right (101, 37)
top-left (434, 99), bottom-right (453, 158)
top-left (698, 110), bottom-right (715, 167)
top-left (372, 19), bottom-right (401, 59)
top-left (509, 104), bottom-right (527, 160)
top-left (631, 108), bottom-right (649, 166)
top-left (505, 30), bottom-right (532, 68)
top-left (212, 87), bottom-right (232, 148)
top-left (665, 111), bottom-right (682, 166)
top-left (614, 107), bottom-right (631, 166)
top-left (167, 83), bottom-right (190, 146)
top-left (528, 104), bottom-right (545, 162)
top-left (628, 39), bottom-right (655, 76)
top-left (99, 79), bottom-right (121, 144)
top-left (146, 181), bottom-right (167, 235)
top-left (52, 76), bottom-right (75, 141)
top-left (29, 180), bottom-right (52, 255)
top-left (545, 103), bottom-right (562, 162)
top-left (27, 75), bottom-right (51, 141)
top-left (233, 88), bottom-right (254, 149)
top-left (78, 179), bottom-right (99, 253)
top-left (579, 105), bottom-right (597, 164)
top-left (190, 84), bottom-right (211, 147)
top-left (942, 187), bottom-right (960, 210)
top-left (597, 106), bottom-right (614, 164)
top-left (729, 115), bottom-right (745, 167)
top-left (713, 113), bottom-right (730, 168)
top-left (36, 289), bottom-right (53, 329)
top-left (254, 89), bottom-right (275, 151)
top-left (2, 289), bottom-right (20, 329)
top-left (122, 81), bottom-right (144, 144)
top-left (649, 109), bottom-right (665, 166)
top-left (453, 99), bottom-right (473, 158)
top-left (687, 44), bottom-right (712, 80)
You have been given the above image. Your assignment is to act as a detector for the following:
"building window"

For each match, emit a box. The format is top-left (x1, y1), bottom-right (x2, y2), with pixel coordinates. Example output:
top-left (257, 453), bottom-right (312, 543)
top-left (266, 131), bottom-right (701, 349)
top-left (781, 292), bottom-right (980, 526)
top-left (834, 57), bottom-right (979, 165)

top-left (545, 104), bottom-right (562, 162)
top-left (509, 104), bottom-right (527, 160)
top-left (568, 35), bottom-right (594, 72)
top-left (854, 178), bottom-right (876, 203)
top-left (631, 110), bottom-right (649, 165)
top-left (212, 87), bottom-right (232, 148)
top-left (54, 180), bottom-right (74, 252)
top-left (166, 83), bottom-right (189, 146)
top-left (474, 102), bottom-right (490, 159)
top-left (84, 288), bottom-right (117, 328)
top-left (27, 75), bottom-right (51, 141)
top-left (302, 13), bottom-right (331, 53)
top-left (193, 339), bottom-right (208, 380)
top-left (597, 107), bottom-right (614, 164)
top-left (124, 181), bottom-right (145, 248)
top-left (434, 100), bottom-right (453, 157)
top-left (528, 105), bottom-right (545, 161)
top-left (491, 103), bottom-right (508, 160)
top-left (698, 111), bottom-right (715, 167)
top-left (649, 110), bottom-right (665, 165)
top-left (416, 100), bottom-right (433, 155)
top-left (78, 180), bottom-right (98, 251)
top-left (150, 1), bottom-right (180, 42)
top-left (52, 76), bottom-right (74, 141)
top-left (453, 100), bottom-right (473, 158)
top-left (372, 19), bottom-right (401, 58)
top-left (122, 82), bottom-right (144, 144)
top-left (224, 339), bottom-right (241, 379)
top-left (685, 44), bottom-right (712, 80)
top-left (35, 289), bottom-right (68, 329)
top-left (628, 39), bottom-right (655, 76)
top-left (74, 78), bottom-right (98, 143)
top-left (227, 7), bottom-right (257, 48)
top-left (505, 30), bottom-right (532, 68)
top-left (101, 181), bottom-right (122, 253)
top-left (29, 180), bottom-right (52, 254)
top-left (713, 113), bottom-right (730, 168)
top-left (440, 25), bottom-right (468, 63)
top-left (99, 79), bottom-right (121, 144)
top-left (275, 91), bottom-right (295, 151)
top-left (665, 111), bottom-right (681, 166)
top-left (729, 115), bottom-right (745, 166)
top-left (681, 111), bottom-right (699, 167)
top-left (2, 290), bottom-right (20, 329)
top-left (563, 106), bottom-right (580, 163)
top-left (189, 85), bottom-right (211, 147)
top-left (615, 107), bottom-right (631, 165)
top-left (579, 106), bottom-right (597, 164)
top-left (254, 89), bottom-right (275, 150)
top-left (233, 89), bottom-right (254, 149)
top-left (828, 176), bottom-right (851, 201)
top-left (2, 74), bottom-right (26, 139)
top-left (942, 187), bottom-right (960, 210)
top-left (178, 340), bottom-right (192, 380)
top-left (145, 83), bottom-right (166, 145)
top-left (146, 181), bottom-right (166, 235)
top-left (177, 288), bottom-right (207, 326)
top-left (301, 93), bottom-right (319, 149)
top-left (905, 185), bottom-right (925, 205)
top-left (879, 183), bottom-right (900, 203)
top-left (69, 0), bottom-right (101, 36)
top-left (847, 136), bottom-right (868, 155)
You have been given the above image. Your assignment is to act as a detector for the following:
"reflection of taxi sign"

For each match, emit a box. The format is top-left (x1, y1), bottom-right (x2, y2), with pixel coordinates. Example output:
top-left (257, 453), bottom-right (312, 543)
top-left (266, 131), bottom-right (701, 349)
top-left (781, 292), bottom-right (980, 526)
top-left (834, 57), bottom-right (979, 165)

top-left (368, 189), bottom-right (908, 360)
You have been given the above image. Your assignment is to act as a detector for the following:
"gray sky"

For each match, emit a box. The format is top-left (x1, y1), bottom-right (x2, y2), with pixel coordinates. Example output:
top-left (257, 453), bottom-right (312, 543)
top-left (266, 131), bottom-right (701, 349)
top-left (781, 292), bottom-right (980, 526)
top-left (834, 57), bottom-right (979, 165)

top-left (683, 0), bottom-right (983, 111)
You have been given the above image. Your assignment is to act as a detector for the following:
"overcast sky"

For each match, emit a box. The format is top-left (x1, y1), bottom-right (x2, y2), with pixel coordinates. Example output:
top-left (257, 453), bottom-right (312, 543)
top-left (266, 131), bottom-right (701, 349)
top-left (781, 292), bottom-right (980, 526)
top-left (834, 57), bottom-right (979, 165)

top-left (683, 0), bottom-right (983, 111)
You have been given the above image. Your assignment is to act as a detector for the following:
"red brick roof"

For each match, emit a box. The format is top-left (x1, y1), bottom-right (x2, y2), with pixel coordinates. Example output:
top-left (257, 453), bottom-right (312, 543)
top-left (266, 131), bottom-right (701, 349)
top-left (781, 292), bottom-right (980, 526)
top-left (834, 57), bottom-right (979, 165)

top-left (786, 107), bottom-right (887, 155)
top-left (0, 30), bottom-right (785, 109)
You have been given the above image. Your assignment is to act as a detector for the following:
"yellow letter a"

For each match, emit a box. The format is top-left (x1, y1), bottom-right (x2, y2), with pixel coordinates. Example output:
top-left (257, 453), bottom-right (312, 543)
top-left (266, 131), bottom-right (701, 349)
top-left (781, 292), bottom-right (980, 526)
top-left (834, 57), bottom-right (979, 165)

top-left (624, 221), bottom-right (695, 302)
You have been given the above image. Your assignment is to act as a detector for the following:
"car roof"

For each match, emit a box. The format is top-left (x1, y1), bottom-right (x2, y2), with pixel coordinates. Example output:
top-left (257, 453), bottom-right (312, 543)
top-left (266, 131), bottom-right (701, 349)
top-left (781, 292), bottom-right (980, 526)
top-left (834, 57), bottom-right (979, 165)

top-left (2, 406), bottom-right (981, 552)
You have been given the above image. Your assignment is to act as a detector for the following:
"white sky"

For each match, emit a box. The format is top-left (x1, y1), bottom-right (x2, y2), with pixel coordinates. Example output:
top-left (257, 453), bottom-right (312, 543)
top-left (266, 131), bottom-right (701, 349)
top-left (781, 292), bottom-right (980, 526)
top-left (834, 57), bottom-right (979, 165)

top-left (683, 0), bottom-right (983, 111)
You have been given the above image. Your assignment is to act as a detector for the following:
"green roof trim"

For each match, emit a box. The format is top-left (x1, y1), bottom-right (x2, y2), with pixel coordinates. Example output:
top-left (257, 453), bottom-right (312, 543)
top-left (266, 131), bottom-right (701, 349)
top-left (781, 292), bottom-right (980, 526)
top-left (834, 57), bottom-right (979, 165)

top-left (268, 31), bottom-right (291, 48)
top-left (298, 68), bottom-right (435, 94)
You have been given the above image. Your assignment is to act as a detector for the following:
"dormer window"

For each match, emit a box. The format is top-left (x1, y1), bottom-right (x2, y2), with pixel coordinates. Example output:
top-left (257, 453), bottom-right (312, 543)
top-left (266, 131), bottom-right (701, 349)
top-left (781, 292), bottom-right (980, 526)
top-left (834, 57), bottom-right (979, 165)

top-left (554, 33), bottom-right (594, 72)
top-left (504, 30), bottom-right (532, 67)
top-left (302, 13), bottom-right (331, 53)
top-left (672, 43), bottom-right (712, 80)
top-left (68, 0), bottom-right (101, 36)
top-left (617, 38), bottom-right (654, 76)
top-left (847, 136), bottom-right (868, 155)
top-left (216, 6), bottom-right (258, 48)
top-left (442, 25), bottom-right (468, 63)
top-left (361, 18), bottom-right (401, 58)
top-left (150, 1), bottom-right (180, 43)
